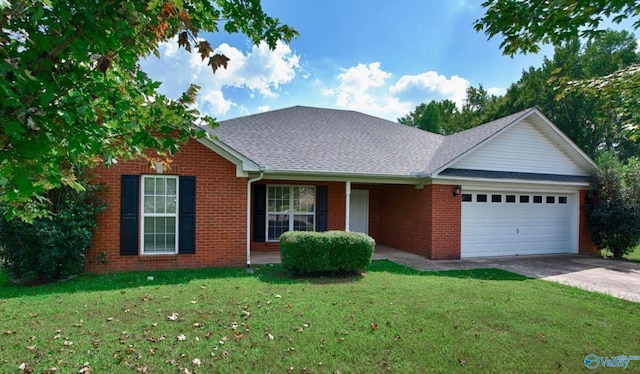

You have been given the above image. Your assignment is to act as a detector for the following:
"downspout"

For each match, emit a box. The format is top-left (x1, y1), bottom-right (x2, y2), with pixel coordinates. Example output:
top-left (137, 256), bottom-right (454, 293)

top-left (246, 171), bottom-right (264, 273)
top-left (345, 180), bottom-right (351, 232)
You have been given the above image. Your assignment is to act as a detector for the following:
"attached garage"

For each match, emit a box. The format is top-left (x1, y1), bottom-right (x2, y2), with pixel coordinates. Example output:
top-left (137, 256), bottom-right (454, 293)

top-left (461, 190), bottom-right (578, 257)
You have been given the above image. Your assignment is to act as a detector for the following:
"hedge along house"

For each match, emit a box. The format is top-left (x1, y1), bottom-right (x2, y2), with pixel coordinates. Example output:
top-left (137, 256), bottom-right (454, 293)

top-left (88, 106), bottom-right (597, 272)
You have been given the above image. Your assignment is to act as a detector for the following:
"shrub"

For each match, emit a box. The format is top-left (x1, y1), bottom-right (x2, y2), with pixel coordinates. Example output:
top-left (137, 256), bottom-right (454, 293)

top-left (588, 152), bottom-right (640, 258)
top-left (0, 178), bottom-right (106, 283)
top-left (279, 231), bottom-right (375, 274)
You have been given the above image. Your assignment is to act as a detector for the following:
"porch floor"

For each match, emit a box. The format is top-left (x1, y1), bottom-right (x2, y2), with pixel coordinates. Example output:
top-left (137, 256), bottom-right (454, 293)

top-left (250, 244), bottom-right (432, 268)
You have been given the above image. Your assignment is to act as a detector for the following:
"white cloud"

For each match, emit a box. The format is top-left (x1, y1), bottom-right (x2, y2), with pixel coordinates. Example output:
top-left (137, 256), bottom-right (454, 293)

top-left (389, 71), bottom-right (469, 108)
top-left (487, 87), bottom-right (507, 97)
top-left (322, 62), bottom-right (479, 119)
top-left (321, 62), bottom-right (411, 118)
top-left (142, 40), bottom-right (300, 117)
top-left (257, 105), bottom-right (270, 112)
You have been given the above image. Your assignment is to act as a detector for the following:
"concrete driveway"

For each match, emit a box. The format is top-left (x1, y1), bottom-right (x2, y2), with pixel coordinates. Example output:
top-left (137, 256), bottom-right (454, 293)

top-left (373, 245), bottom-right (640, 303)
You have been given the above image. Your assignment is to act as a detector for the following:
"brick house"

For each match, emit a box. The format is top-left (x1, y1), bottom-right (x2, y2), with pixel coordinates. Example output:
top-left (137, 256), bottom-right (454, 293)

top-left (88, 106), bottom-right (597, 272)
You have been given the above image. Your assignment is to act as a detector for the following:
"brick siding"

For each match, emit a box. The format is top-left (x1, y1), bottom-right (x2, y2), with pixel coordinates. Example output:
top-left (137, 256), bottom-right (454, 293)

top-left (88, 139), bottom-right (247, 273)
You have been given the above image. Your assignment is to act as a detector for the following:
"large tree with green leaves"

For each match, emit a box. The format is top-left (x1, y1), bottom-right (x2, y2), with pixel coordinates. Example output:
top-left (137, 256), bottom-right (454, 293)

top-left (1, 0), bottom-right (297, 221)
top-left (474, 0), bottom-right (640, 153)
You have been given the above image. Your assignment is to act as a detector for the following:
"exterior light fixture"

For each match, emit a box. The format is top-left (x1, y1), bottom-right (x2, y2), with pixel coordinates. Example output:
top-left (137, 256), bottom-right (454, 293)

top-left (453, 185), bottom-right (461, 196)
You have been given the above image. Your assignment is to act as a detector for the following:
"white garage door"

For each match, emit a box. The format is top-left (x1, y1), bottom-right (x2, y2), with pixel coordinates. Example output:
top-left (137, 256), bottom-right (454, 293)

top-left (461, 191), bottom-right (576, 257)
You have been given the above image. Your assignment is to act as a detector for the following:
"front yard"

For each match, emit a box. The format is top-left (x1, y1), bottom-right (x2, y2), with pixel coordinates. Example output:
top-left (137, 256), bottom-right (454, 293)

top-left (1, 261), bottom-right (638, 373)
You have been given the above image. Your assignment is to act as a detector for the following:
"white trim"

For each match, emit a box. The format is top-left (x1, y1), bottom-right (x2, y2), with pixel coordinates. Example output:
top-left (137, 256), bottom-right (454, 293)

top-left (246, 172), bottom-right (264, 268)
top-left (140, 175), bottom-right (179, 255)
top-left (433, 176), bottom-right (591, 189)
top-left (197, 135), bottom-right (260, 177)
top-left (260, 170), bottom-right (426, 185)
top-left (265, 185), bottom-right (316, 242)
top-left (345, 181), bottom-right (351, 232)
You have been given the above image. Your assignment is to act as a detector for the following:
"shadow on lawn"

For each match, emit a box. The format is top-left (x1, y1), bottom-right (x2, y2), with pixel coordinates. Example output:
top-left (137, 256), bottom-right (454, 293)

top-left (0, 260), bottom-right (527, 299)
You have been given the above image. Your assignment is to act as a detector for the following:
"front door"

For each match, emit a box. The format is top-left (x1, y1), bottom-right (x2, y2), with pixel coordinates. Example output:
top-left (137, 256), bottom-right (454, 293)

top-left (349, 189), bottom-right (369, 234)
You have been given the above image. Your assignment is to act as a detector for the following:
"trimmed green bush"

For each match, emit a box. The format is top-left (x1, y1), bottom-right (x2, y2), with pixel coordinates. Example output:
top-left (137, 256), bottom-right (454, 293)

top-left (279, 231), bottom-right (375, 274)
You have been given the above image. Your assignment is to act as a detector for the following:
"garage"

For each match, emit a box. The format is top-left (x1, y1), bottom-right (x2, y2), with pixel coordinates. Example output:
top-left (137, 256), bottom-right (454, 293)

top-left (461, 191), bottom-right (578, 257)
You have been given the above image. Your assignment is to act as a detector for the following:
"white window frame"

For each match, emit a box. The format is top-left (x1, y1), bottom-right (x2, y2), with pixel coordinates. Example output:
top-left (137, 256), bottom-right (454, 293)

top-left (140, 175), bottom-right (179, 255)
top-left (266, 185), bottom-right (316, 241)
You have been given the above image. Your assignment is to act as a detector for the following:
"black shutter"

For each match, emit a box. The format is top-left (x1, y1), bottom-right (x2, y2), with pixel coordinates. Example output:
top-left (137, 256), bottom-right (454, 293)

top-left (253, 184), bottom-right (266, 242)
top-left (179, 176), bottom-right (196, 254)
top-left (317, 186), bottom-right (328, 232)
top-left (120, 175), bottom-right (139, 256)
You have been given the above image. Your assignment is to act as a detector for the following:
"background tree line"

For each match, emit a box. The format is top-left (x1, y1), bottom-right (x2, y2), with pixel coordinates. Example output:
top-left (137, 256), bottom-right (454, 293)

top-left (399, 29), bottom-right (639, 161)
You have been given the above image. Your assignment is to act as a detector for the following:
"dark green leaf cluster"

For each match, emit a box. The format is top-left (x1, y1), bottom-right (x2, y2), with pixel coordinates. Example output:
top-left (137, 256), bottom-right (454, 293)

top-left (0, 0), bottom-right (297, 220)
top-left (474, 0), bottom-right (640, 56)
top-left (0, 173), bottom-right (107, 283)
top-left (279, 231), bottom-right (375, 275)
top-left (588, 152), bottom-right (640, 258)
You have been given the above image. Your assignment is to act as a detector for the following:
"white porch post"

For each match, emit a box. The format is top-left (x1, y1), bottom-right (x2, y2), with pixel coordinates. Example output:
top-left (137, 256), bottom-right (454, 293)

top-left (345, 180), bottom-right (351, 232)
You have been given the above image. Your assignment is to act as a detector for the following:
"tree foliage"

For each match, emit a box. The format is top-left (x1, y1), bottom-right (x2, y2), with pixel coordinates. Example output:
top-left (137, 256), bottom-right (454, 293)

top-left (1, 0), bottom-right (297, 221)
top-left (475, 1), bottom-right (640, 151)
top-left (0, 172), bottom-right (106, 283)
top-left (587, 152), bottom-right (640, 259)
top-left (474, 0), bottom-right (640, 56)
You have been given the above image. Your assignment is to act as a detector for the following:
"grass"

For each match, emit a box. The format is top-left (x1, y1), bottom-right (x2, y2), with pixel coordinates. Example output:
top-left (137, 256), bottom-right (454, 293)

top-left (0, 261), bottom-right (639, 373)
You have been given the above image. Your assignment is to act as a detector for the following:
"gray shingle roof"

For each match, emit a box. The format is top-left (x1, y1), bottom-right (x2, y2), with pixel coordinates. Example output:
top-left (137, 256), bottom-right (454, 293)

top-left (211, 106), bottom-right (445, 176)
top-left (207, 106), bottom-right (578, 179)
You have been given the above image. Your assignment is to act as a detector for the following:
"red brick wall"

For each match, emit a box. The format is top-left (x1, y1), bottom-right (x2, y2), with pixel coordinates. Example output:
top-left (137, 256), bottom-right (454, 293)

top-left (250, 181), bottom-right (347, 252)
top-left (379, 185), bottom-right (433, 257)
top-left (578, 189), bottom-right (598, 255)
top-left (88, 139), bottom-right (247, 273)
top-left (378, 184), bottom-right (461, 259)
top-left (429, 184), bottom-right (461, 259)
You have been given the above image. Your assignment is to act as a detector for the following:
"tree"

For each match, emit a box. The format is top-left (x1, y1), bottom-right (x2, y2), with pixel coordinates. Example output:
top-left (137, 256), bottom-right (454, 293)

top-left (1, 1), bottom-right (297, 221)
top-left (475, 1), bottom-right (640, 151)
top-left (588, 152), bottom-right (640, 259)
top-left (474, 0), bottom-right (640, 56)
top-left (398, 100), bottom-right (458, 134)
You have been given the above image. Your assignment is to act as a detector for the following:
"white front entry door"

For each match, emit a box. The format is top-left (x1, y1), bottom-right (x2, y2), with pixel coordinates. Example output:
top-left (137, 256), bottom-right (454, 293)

top-left (349, 189), bottom-right (369, 234)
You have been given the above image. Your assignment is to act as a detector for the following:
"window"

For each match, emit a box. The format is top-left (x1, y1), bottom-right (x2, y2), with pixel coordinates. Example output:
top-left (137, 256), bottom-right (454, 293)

top-left (559, 196), bottom-right (568, 204)
top-left (491, 194), bottom-right (502, 203)
top-left (520, 195), bottom-right (530, 203)
top-left (533, 195), bottom-right (542, 204)
top-left (141, 176), bottom-right (179, 254)
top-left (506, 195), bottom-right (516, 203)
top-left (461, 193), bottom-right (472, 202)
top-left (476, 194), bottom-right (487, 202)
top-left (546, 196), bottom-right (555, 204)
top-left (267, 186), bottom-right (315, 241)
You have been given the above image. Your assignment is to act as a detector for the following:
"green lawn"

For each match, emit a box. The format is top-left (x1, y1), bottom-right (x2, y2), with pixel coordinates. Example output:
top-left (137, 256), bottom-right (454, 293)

top-left (1, 261), bottom-right (638, 373)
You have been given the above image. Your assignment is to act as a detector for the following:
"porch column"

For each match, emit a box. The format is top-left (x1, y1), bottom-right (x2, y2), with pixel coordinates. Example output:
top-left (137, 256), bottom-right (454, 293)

top-left (345, 180), bottom-right (351, 232)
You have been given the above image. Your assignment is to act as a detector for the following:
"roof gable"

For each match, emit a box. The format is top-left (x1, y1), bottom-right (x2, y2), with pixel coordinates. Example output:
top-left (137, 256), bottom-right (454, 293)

top-left (432, 108), bottom-right (595, 177)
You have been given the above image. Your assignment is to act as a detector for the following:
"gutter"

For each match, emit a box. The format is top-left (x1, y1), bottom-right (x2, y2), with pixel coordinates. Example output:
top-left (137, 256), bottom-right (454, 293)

top-left (246, 171), bottom-right (264, 273)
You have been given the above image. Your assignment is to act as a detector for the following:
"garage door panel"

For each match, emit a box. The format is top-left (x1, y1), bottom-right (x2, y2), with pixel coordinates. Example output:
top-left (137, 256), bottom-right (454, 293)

top-left (462, 191), bottom-right (575, 257)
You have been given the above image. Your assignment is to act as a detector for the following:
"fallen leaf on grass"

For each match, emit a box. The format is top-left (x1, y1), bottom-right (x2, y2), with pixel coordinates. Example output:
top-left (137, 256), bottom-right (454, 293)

top-left (63, 340), bottom-right (73, 346)
top-left (167, 313), bottom-right (179, 321)
top-left (177, 334), bottom-right (186, 341)
top-left (193, 322), bottom-right (204, 328)
top-left (78, 362), bottom-right (91, 373)
top-left (192, 358), bottom-right (201, 366)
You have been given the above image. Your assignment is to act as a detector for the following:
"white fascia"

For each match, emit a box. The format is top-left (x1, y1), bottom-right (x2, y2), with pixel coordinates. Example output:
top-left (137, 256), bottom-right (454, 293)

top-left (197, 135), bottom-right (260, 177)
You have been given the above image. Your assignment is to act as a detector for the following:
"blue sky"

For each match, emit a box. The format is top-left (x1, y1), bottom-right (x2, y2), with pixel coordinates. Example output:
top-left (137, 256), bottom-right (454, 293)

top-left (141, 0), bottom-right (635, 122)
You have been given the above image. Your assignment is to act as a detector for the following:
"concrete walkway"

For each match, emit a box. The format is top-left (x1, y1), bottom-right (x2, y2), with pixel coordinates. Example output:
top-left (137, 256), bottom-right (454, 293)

top-left (251, 245), bottom-right (640, 303)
